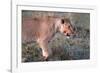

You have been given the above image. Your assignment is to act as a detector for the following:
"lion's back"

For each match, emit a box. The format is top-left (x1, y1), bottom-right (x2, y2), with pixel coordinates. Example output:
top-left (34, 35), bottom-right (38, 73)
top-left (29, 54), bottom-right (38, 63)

top-left (22, 16), bottom-right (56, 44)
top-left (22, 17), bottom-right (41, 43)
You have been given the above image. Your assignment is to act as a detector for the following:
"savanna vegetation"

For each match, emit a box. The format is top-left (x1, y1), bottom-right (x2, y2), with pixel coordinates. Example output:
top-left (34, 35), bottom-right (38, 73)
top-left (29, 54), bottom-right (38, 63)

top-left (22, 10), bottom-right (90, 62)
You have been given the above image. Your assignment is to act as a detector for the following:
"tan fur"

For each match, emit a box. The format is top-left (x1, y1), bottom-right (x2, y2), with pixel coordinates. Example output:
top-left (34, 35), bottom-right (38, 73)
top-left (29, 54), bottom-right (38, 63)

top-left (22, 16), bottom-right (74, 59)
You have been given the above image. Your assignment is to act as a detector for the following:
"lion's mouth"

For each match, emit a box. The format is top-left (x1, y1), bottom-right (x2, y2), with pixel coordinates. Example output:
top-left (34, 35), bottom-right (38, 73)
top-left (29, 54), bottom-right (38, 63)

top-left (65, 33), bottom-right (72, 39)
top-left (66, 33), bottom-right (70, 36)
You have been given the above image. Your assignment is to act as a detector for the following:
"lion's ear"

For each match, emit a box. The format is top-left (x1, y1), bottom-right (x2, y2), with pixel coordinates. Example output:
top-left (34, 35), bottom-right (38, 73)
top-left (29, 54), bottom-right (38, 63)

top-left (61, 19), bottom-right (64, 24)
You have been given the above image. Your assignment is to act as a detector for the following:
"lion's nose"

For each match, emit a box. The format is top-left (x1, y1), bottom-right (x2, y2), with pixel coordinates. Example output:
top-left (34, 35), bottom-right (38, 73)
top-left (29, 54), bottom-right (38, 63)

top-left (63, 30), bottom-right (67, 33)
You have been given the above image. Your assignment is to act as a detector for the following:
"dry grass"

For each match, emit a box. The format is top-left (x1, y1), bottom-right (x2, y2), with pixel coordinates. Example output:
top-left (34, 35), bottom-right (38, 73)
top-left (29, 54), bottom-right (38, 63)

top-left (22, 11), bottom-right (90, 62)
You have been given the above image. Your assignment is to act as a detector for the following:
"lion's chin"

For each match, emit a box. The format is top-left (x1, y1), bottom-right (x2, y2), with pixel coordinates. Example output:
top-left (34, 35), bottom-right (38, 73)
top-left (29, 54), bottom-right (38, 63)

top-left (66, 36), bottom-right (70, 39)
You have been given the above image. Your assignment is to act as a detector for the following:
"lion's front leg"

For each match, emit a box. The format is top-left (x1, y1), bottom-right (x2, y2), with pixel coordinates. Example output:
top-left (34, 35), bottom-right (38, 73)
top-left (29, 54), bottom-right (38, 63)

top-left (38, 39), bottom-right (52, 60)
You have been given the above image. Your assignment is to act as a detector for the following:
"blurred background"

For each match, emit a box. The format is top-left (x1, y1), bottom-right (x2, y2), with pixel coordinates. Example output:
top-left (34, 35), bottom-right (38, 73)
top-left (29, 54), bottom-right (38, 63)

top-left (22, 10), bottom-right (90, 62)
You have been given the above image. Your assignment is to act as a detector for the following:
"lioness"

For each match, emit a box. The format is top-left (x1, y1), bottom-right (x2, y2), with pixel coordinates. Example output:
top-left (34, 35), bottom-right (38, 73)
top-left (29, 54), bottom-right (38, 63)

top-left (22, 16), bottom-right (74, 59)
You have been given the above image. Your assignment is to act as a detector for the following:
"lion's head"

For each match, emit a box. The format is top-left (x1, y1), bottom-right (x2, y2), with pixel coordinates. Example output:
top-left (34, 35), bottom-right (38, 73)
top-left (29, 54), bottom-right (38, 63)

top-left (57, 18), bottom-right (75, 38)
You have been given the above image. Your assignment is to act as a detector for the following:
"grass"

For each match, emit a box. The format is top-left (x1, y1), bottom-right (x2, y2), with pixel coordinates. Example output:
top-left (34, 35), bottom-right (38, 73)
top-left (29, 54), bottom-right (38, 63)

top-left (22, 28), bottom-right (90, 62)
top-left (22, 11), bottom-right (90, 62)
